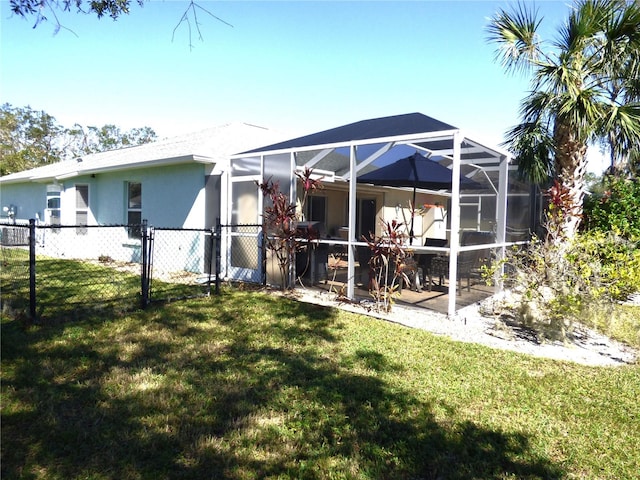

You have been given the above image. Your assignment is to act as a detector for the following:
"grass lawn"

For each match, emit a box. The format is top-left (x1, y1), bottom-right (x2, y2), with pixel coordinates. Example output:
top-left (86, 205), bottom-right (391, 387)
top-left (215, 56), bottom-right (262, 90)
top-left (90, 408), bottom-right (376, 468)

top-left (0, 247), bottom-right (210, 320)
top-left (1, 287), bottom-right (639, 479)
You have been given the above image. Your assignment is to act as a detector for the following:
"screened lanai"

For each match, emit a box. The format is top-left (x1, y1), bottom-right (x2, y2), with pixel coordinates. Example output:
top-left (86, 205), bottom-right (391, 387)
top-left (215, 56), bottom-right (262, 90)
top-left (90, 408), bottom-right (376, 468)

top-left (226, 113), bottom-right (538, 316)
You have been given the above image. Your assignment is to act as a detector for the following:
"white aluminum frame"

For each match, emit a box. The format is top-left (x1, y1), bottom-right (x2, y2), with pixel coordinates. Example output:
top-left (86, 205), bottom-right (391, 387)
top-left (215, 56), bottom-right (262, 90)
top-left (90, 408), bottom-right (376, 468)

top-left (230, 126), bottom-right (515, 317)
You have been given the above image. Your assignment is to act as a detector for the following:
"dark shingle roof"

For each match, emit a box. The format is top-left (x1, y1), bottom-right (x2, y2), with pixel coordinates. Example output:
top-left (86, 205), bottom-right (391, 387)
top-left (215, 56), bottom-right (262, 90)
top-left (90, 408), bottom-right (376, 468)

top-left (241, 113), bottom-right (457, 154)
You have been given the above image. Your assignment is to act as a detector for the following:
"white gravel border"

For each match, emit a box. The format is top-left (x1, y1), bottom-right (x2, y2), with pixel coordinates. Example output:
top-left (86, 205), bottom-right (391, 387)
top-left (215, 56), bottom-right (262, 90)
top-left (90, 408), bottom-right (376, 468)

top-left (288, 288), bottom-right (638, 367)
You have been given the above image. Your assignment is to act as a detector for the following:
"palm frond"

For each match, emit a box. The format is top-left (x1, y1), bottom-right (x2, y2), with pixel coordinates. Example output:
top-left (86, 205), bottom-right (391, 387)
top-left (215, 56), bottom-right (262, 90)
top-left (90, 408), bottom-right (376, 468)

top-left (486, 2), bottom-right (543, 74)
top-left (602, 0), bottom-right (640, 46)
top-left (556, 88), bottom-right (605, 139)
top-left (503, 121), bottom-right (555, 184)
top-left (534, 57), bottom-right (586, 98)
top-left (519, 90), bottom-right (554, 123)
top-left (554, 0), bottom-right (598, 54)
top-left (600, 102), bottom-right (640, 148)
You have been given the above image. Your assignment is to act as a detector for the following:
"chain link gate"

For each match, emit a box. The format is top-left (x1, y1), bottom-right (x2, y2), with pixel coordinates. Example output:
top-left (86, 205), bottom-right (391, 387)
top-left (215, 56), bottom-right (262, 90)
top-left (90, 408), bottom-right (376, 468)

top-left (142, 222), bottom-right (222, 307)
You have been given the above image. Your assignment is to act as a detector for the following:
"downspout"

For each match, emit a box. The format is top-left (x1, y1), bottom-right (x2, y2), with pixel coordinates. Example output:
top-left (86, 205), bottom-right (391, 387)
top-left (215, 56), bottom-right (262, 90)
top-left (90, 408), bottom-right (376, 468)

top-left (290, 152), bottom-right (296, 205)
top-left (447, 132), bottom-right (462, 317)
top-left (259, 154), bottom-right (265, 284)
top-left (220, 159), bottom-right (230, 280)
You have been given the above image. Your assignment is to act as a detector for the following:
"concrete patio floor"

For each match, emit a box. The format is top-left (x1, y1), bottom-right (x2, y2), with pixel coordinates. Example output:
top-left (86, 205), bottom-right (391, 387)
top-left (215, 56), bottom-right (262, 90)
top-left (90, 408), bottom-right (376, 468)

top-left (298, 255), bottom-right (496, 316)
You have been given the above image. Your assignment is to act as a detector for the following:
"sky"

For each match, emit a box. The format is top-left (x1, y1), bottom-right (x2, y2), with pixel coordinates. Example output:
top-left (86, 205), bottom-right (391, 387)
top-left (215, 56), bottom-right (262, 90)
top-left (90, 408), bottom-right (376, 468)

top-left (0, 0), bottom-right (609, 171)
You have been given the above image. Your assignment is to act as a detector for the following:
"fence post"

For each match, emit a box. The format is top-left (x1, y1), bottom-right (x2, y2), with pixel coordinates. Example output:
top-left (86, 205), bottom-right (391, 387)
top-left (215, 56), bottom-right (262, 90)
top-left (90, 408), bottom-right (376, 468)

top-left (28, 219), bottom-right (36, 321)
top-left (215, 219), bottom-right (221, 295)
top-left (206, 226), bottom-right (213, 296)
top-left (260, 226), bottom-right (267, 286)
top-left (141, 219), bottom-right (149, 309)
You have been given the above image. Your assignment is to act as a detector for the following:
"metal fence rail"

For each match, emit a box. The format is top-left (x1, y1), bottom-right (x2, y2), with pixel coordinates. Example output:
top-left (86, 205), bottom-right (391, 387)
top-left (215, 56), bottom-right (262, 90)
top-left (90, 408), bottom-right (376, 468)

top-left (0, 220), bottom-right (264, 322)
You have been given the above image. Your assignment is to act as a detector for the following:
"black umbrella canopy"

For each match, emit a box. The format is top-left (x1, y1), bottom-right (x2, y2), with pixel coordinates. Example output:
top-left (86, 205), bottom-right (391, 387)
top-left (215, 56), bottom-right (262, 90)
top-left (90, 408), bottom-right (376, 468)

top-left (357, 152), bottom-right (479, 190)
top-left (357, 152), bottom-right (481, 244)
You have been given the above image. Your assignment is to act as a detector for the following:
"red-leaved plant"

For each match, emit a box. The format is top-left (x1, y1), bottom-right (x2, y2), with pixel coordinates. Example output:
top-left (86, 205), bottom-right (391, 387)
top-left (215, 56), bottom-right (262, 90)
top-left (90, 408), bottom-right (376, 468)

top-left (364, 219), bottom-right (410, 312)
top-left (257, 167), bottom-right (323, 290)
top-left (546, 179), bottom-right (582, 242)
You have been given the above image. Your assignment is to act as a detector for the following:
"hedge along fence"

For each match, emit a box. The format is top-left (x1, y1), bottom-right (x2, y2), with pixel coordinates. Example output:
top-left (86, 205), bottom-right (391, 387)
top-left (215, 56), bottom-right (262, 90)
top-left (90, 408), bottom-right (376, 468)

top-left (0, 220), bottom-right (227, 322)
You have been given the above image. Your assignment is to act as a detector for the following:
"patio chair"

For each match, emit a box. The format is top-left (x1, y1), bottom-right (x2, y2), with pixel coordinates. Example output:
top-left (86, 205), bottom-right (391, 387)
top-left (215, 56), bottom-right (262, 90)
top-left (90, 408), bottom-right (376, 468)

top-left (417, 238), bottom-right (447, 291)
top-left (425, 232), bottom-right (494, 294)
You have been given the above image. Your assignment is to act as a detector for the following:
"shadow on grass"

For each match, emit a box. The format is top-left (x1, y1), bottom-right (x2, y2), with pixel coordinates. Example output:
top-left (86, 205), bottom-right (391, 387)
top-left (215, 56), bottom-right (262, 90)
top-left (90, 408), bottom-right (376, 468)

top-left (1, 254), bottom-right (210, 324)
top-left (1, 291), bottom-right (565, 479)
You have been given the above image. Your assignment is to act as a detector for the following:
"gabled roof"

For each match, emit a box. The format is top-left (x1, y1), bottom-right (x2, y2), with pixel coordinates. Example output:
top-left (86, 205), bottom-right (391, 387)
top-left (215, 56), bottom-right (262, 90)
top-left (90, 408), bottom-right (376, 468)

top-left (0, 122), bottom-right (288, 184)
top-left (240, 113), bottom-right (458, 155)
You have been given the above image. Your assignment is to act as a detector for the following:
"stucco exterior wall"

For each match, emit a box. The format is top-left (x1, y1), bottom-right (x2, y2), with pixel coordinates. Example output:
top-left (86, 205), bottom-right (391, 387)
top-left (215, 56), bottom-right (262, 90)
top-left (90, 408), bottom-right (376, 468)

top-left (2, 162), bottom-right (215, 274)
top-left (1, 162), bottom-right (207, 230)
top-left (0, 182), bottom-right (47, 223)
top-left (93, 163), bottom-right (206, 228)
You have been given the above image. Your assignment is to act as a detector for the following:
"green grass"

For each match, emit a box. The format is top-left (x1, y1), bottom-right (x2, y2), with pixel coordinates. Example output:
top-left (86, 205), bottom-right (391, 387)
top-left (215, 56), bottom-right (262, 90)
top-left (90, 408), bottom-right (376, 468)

top-left (2, 288), bottom-right (639, 479)
top-left (0, 247), bottom-right (209, 321)
top-left (585, 302), bottom-right (640, 350)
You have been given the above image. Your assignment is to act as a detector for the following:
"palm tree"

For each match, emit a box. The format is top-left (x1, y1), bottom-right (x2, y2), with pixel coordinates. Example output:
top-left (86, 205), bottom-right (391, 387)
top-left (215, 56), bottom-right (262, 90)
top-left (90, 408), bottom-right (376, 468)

top-left (487, 0), bottom-right (640, 238)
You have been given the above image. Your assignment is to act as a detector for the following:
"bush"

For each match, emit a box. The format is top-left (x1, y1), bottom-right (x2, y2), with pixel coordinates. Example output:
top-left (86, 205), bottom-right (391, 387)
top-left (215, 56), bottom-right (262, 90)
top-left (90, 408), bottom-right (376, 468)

top-left (487, 231), bottom-right (640, 342)
top-left (583, 176), bottom-right (640, 239)
top-left (364, 219), bottom-right (410, 313)
top-left (484, 177), bottom-right (640, 343)
top-left (573, 231), bottom-right (640, 302)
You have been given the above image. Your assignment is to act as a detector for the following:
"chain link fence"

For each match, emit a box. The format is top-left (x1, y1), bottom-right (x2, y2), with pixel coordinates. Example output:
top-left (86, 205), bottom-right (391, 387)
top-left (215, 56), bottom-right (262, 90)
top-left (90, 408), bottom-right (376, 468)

top-left (148, 227), bottom-right (218, 302)
top-left (0, 223), bottom-right (31, 314)
top-left (0, 220), bottom-right (264, 322)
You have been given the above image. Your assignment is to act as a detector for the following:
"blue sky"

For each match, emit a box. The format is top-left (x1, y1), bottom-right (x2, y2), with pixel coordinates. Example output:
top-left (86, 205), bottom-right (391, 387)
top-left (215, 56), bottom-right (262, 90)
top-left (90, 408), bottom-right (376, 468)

top-left (3, 0), bottom-right (606, 169)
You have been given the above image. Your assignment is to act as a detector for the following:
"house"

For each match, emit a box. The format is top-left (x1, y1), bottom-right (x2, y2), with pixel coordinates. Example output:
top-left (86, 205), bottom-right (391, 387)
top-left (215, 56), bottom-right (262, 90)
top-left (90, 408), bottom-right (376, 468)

top-left (1, 113), bottom-right (539, 315)
top-left (0, 122), bottom-right (288, 271)
top-left (1, 122), bottom-right (288, 228)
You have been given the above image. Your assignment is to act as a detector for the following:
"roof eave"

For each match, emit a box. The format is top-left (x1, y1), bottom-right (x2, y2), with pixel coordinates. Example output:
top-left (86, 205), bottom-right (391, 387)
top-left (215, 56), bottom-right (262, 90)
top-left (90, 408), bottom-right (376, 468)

top-left (1, 155), bottom-right (216, 184)
top-left (78, 155), bottom-right (215, 177)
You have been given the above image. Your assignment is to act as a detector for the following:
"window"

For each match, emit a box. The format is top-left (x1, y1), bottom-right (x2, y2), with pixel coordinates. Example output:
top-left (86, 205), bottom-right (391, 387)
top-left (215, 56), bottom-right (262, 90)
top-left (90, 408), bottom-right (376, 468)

top-left (305, 196), bottom-right (327, 223)
top-left (356, 198), bottom-right (376, 240)
top-left (75, 184), bottom-right (89, 235)
top-left (127, 182), bottom-right (142, 238)
top-left (45, 184), bottom-right (61, 226)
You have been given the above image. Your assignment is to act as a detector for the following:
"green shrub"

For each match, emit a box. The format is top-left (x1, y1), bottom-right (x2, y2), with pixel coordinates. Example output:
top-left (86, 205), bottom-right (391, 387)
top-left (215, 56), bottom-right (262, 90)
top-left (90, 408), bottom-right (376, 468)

top-left (573, 231), bottom-right (640, 301)
top-left (487, 231), bottom-right (640, 342)
top-left (583, 176), bottom-right (640, 239)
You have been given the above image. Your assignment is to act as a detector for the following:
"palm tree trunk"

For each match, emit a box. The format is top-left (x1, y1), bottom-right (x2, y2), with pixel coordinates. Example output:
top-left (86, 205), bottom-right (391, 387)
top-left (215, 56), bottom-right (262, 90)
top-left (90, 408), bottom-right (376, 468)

top-left (554, 122), bottom-right (588, 238)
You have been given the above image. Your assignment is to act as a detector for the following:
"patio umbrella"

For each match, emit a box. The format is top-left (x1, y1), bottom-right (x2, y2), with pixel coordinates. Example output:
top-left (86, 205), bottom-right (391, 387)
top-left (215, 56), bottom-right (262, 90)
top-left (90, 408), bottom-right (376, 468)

top-left (357, 152), bottom-right (481, 244)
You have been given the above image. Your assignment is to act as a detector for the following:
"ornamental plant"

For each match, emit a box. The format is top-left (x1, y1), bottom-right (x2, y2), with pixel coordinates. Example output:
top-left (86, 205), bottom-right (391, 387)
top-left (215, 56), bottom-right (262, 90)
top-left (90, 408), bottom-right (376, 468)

top-left (257, 168), bottom-right (323, 290)
top-left (363, 219), bottom-right (410, 313)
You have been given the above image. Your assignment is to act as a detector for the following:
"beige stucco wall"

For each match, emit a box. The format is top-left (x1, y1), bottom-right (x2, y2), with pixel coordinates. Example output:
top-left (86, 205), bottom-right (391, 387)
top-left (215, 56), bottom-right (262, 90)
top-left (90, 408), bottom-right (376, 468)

top-left (298, 181), bottom-right (448, 243)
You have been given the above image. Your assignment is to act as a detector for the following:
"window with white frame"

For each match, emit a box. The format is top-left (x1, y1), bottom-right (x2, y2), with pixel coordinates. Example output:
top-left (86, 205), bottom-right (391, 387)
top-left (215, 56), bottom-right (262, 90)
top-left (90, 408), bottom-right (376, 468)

top-left (75, 184), bottom-right (89, 235)
top-left (45, 184), bottom-right (61, 226)
top-left (127, 182), bottom-right (142, 238)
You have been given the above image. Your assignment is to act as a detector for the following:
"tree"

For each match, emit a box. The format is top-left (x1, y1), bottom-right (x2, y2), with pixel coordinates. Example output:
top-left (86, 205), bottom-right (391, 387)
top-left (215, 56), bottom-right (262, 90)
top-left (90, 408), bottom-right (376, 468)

top-left (10, 0), bottom-right (145, 26)
top-left (9, 0), bottom-right (231, 48)
top-left (63, 124), bottom-right (158, 156)
top-left (0, 103), bottom-right (63, 175)
top-left (584, 176), bottom-right (640, 239)
top-left (487, 0), bottom-right (640, 238)
top-left (0, 103), bottom-right (157, 175)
